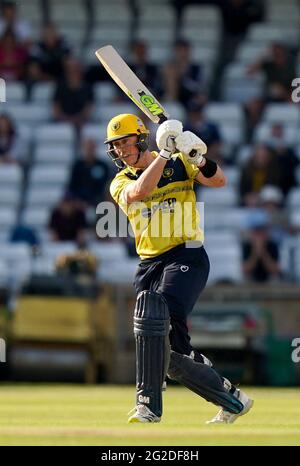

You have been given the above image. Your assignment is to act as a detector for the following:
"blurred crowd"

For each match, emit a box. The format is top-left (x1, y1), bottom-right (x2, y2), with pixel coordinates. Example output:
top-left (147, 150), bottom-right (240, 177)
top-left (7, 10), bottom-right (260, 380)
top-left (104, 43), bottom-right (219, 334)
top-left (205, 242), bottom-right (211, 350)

top-left (1, 0), bottom-right (300, 284)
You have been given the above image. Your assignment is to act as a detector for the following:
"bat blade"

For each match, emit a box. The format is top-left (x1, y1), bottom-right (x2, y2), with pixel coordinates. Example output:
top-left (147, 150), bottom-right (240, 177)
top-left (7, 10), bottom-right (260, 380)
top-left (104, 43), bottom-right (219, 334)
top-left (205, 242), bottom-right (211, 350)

top-left (95, 45), bottom-right (169, 124)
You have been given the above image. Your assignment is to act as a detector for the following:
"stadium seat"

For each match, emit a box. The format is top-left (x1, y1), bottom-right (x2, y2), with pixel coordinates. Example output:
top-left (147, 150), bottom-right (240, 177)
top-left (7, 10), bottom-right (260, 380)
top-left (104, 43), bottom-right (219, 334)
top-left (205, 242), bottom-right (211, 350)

top-left (0, 208), bottom-right (17, 230)
top-left (97, 258), bottom-right (139, 283)
top-left (35, 124), bottom-right (75, 145)
top-left (93, 103), bottom-right (136, 122)
top-left (3, 104), bottom-right (51, 125)
top-left (235, 43), bottom-right (268, 64)
top-left (0, 243), bottom-right (32, 284)
top-left (192, 46), bottom-right (218, 65)
top-left (205, 103), bottom-right (244, 125)
top-left (181, 26), bottom-right (220, 47)
top-left (94, 3), bottom-right (132, 26)
top-left (147, 45), bottom-right (172, 65)
top-left (138, 5), bottom-right (176, 27)
top-left (0, 165), bottom-right (23, 186)
top-left (247, 23), bottom-right (300, 48)
top-left (25, 186), bottom-right (64, 208)
top-left (94, 83), bottom-right (117, 104)
top-left (222, 63), bottom-right (265, 103)
top-left (41, 241), bottom-right (78, 260)
top-left (18, 0), bottom-right (42, 24)
top-left (89, 240), bottom-right (127, 262)
top-left (161, 102), bottom-right (186, 122)
top-left (0, 259), bottom-right (8, 286)
top-left (203, 207), bottom-right (248, 231)
top-left (253, 123), bottom-right (298, 146)
top-left (266, 5), bottom-right (300, 23)
top-left (204, 231), bottom-right (240, 249)
top-left (50, 1), bottom-right (87, 27)
top-left (6, 83), bottom-right (25, 102)
top-left (262, 104), bottom-right (300, 125)
top-left (31, 83), bottom-right (55, 103)
top-left (136, 27), bottom-right (175, 45)
top-left (223, 167), bottom-right (241, 186)
top-left (207, 259), bottom-right (243, 284)
top-left (29, 166), bottom-right (69, 187)
top-left (90, 27), bottom-right (131, 45)
top-left (289, 210), bottom-right (300, 228)
top-left (22, 207), bottom-right (51, 230)
top-left (0, 188), bottom-right (21, 208)
top-left (34, 145), bottom-right (74, 165)
top-left (236, 145), bottom-right (253, 166)
top-left (219, 122), bottom-right (245, 146)
top-left (286, 188), bottom-right (300, 208)
top-left (199, 186), bottom-right (238, 208)
top-left (181, 5), bottom-right (221, 28)
top-left (81, 124), bottom-right (107, 145)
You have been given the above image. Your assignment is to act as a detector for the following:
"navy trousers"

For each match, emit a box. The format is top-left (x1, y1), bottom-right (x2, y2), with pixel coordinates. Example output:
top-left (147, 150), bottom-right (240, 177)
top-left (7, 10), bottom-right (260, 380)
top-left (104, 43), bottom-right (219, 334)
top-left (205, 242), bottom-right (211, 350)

top-left (134, 243), bottom-right (210, 356)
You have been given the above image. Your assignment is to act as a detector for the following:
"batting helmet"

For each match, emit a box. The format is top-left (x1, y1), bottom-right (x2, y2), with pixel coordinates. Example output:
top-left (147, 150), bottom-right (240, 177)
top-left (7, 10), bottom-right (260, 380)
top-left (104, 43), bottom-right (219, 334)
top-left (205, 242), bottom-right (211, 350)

top-left (104, 114), bottom-right (150, 168)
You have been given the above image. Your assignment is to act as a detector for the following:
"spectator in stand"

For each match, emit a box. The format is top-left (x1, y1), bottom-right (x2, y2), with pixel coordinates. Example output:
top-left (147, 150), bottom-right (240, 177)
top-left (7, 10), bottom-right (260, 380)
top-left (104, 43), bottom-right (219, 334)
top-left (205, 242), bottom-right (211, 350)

top-left (48, 193), bottom-right (88, 247)
top-left (161, 39), bottom-right (204, 108)
top-left (0, 1), bottom-right (32, 45)
top-left (247, 42), bottom-right (296, 103)
top-left (0, 27), bottom-right (28, 81)
top-left (128, 39), bottom-right (161, 97)
top-left (0, 113), bottom-right (22, 163)
top-left (244, 96), bottom-right (265, 143)
top-left (239, 143), bottom-right (281, 207)
top-left (28, 23), bottom-right (72, 82)
top-left (53, 57), bottom-right (94, 131)
top-left (242, 209), bottom-right (282, 283)
top-left (258, 185), bottom-right (292, 244)
top-left (68, 138), bottom-right (110, 208)
top-left (264, 123), bottom-right (299, 197)
top-left (184, 101), bottom-right (223, 165)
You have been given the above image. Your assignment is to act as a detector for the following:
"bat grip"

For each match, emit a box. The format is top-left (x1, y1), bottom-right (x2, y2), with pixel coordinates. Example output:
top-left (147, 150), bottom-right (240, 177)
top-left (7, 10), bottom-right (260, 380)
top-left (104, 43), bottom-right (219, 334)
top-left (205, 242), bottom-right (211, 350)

top-left (158, 114), bottom-right (168, 124)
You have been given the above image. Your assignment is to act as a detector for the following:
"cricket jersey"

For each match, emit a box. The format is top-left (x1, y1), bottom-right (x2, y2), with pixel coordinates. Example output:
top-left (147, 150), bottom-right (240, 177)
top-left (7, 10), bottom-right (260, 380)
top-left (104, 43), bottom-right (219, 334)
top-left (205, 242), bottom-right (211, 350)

top-left (110, 151), bottom-right (204, 259)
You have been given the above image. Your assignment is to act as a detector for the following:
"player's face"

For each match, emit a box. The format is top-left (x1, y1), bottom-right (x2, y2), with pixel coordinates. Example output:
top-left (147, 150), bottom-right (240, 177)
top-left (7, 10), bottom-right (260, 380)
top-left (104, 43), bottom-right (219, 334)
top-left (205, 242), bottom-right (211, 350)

top-left (113, 135), bottom-right (140, 166)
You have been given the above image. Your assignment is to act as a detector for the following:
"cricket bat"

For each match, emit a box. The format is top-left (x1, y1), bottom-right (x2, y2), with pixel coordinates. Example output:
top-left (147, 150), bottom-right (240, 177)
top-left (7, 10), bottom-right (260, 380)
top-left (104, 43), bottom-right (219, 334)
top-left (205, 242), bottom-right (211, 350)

top-left (95, 45), bottom-right (169, 124)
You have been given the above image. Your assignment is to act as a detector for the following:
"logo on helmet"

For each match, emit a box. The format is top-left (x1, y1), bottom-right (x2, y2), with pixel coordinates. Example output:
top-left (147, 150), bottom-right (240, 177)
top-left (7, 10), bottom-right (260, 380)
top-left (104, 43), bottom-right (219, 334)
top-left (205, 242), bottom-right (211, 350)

top-left (111, 121), bottom-right (121, 131)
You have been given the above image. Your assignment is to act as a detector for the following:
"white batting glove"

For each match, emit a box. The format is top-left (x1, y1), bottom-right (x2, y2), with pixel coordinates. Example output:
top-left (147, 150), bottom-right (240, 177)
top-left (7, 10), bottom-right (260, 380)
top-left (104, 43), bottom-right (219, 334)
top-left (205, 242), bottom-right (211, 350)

top-left (175, 131), bottom-right (207, 166)
top-left (156, 120), bottom-right (183, 160)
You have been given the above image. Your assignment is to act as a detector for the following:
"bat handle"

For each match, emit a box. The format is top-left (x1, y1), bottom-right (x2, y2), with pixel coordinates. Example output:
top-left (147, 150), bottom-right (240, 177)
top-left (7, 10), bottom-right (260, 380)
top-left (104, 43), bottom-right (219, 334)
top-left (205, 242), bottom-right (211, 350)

top-left (158, 114), bottom-right (169, 124)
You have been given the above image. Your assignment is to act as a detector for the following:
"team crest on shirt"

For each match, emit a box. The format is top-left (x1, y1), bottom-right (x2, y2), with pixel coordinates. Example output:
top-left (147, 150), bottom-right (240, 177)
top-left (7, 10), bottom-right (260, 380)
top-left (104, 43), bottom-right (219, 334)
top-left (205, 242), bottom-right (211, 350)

top-left (111, 121), bottom-right (120, 131)
top-left (162, 168), bottom-right (174, 178)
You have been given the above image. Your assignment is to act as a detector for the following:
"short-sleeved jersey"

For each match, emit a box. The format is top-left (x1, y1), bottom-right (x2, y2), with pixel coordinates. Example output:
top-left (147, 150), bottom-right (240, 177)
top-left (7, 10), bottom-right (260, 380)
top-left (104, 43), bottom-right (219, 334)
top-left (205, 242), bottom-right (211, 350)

top-left (110, 151), bottom-right (204, 260)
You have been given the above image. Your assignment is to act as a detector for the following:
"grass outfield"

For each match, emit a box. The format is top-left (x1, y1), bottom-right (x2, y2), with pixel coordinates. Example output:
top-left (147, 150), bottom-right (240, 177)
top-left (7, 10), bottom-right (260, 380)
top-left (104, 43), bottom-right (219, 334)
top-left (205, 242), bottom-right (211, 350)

top-left (0, 384), bottom-right (299, 446)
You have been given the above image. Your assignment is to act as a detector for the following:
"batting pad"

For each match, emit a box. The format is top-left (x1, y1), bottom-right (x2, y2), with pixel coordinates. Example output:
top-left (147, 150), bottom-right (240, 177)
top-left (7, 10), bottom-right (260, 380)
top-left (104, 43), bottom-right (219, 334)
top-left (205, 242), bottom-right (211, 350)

top-left (168, 351), bottom-right (244, 414)
top-left (134, 291), bottom-right (170, 417)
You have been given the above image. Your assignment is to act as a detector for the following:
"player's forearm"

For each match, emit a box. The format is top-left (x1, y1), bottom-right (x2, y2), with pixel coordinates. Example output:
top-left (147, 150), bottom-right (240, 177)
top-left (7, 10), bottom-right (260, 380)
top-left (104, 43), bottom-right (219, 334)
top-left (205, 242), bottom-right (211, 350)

top-left (195, 159), bottom-right (227, 187)
top-left (125, 156), bottom-right (167, 202)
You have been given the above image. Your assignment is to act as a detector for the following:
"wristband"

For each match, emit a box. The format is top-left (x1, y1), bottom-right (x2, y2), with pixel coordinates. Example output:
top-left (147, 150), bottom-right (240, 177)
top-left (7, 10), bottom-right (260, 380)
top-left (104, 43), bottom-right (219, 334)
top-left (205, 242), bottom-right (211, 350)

top-left (159, 149), bottom-right (172, 160)
top-left (199, 158), bottom-right (217, 178)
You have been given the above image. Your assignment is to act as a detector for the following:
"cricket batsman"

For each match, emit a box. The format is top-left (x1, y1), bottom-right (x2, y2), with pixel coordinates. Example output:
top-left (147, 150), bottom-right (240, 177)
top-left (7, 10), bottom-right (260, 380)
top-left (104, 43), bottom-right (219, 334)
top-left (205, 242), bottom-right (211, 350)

top-left (106, 113), bottom-right (253, 423)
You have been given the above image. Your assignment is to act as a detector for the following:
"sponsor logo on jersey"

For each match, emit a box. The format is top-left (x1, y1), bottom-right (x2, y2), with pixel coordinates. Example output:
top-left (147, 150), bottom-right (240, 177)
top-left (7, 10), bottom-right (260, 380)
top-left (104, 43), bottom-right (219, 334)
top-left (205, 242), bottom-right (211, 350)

top-left (180, 265), bottom-right (189, 272)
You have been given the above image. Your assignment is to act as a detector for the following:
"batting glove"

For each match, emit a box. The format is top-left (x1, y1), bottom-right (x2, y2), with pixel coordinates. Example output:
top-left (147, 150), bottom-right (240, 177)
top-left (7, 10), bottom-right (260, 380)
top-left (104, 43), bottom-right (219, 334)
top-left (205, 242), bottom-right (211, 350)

top-left (156, 120), bottom-right (183, 160)
top-left (175, 131), bottom-right (207, 167)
